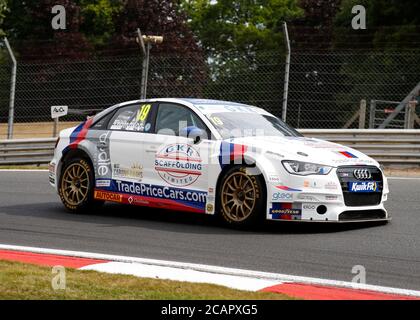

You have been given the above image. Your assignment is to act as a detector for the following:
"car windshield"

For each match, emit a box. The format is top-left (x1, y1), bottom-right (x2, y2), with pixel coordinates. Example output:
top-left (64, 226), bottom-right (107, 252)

top-left (205, 111), bottom-right (302, 139)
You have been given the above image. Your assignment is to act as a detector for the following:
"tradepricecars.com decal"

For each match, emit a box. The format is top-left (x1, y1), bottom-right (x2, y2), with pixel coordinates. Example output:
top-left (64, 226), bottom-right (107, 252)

top-left (155, 143), bottom-right (203, 187)
top-left (94, 179), bottom-right (207, 213)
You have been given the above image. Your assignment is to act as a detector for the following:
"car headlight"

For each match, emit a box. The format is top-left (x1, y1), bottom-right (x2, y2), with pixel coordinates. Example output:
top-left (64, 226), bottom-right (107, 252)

top-left (282, 160), bottom-right (332, 176)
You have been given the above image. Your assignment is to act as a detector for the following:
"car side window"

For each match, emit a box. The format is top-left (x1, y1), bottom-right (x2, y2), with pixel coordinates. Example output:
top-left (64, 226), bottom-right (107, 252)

top-left (155, 103), bottom-right (208, 136)
top-left (91, 112), bottom-right (114, 130)
top-left (108, 104), bottom-right (153, 132)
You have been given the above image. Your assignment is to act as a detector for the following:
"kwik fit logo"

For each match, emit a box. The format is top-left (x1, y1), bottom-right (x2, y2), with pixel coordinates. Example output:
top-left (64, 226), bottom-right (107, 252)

top-left (349, 181), bottom-right (379, 193)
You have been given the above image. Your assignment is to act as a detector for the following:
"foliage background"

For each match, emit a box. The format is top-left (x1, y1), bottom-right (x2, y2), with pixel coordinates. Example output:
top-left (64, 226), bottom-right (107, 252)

top-left (0, 0), bottom-right (419, 128)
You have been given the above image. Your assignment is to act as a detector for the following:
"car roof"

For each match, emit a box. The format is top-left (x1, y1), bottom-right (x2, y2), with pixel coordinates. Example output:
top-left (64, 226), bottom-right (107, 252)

top-left (176, 98), bottom-right (252, 106)
top-left (93, 98), bottom-right (255, 121)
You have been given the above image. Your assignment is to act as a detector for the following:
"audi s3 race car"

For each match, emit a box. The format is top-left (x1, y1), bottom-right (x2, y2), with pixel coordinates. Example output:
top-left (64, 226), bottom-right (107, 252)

top-left (49, 98), bottom-right (390, 227)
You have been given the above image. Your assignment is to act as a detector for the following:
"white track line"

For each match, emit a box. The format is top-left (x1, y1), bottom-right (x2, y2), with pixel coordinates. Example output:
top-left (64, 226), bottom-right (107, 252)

top-left (81, 262), bottom-right (279, 291)
top-left (0, 244), bottom-right (419, 298)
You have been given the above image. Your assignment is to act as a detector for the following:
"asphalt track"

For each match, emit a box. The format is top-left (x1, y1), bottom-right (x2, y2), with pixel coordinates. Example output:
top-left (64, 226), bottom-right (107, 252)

top-left (0, 171), bottom-right (419, 291)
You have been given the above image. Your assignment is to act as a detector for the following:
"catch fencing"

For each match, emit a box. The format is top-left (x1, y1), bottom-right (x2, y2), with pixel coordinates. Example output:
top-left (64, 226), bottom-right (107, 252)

top-left (1, 39), bottom-right (420, 138)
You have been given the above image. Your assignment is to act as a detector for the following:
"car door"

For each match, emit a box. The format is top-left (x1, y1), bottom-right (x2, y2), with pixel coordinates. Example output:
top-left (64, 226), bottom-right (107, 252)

top-left (142, 103), bottom-right (211, 212)
top-left (106, 103), bottom-right (154, 188)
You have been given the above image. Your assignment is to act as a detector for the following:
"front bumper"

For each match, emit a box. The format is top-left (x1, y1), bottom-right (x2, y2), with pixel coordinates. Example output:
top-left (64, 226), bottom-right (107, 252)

top-left (267, 166), bottom-right (390, 223)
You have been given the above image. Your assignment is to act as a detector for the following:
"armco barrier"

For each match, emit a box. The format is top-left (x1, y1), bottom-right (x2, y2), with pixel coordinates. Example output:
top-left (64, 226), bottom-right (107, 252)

top-left (0, 130), bottom-right (419, 166)
top-left (0, 138), bottom-right (56, 165)
top-left (300, 129), bottom-right (420, 165)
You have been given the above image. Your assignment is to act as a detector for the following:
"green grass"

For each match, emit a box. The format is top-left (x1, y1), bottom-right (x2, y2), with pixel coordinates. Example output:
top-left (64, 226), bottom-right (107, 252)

top-left (0, 165), bottom-right (48, 170)
top-left (0, 260), bottom-right (292, 300)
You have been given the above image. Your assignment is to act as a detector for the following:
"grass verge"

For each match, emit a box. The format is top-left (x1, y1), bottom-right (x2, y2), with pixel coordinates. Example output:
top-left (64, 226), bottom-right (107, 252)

top-left (0, 165), bottom-right (48, 170)
top-left (0, 260), bottom-right (292, 300)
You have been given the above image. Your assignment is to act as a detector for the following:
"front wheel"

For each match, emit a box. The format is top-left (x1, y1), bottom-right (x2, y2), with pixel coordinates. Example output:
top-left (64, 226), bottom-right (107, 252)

top-left (218, 166), bottom-right (266, 228)
top-left (58, 157), bottom-right (103, 213)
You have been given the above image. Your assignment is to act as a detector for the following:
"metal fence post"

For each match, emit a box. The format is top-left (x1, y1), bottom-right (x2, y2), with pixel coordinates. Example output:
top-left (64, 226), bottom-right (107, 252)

top-left (282, 22), bottom-right (291, 123)
top-left (141, 42), bottom-right (151, 100)
top-left (359, 99), bottom-right (367, 129)
top-left (137, 29), bottom-right (163, 100)
top-left (369, 100), bottom-right (376, 129)
top-left (406, 100), bottom-right (417, 129)
top-left (4, 37), bottom-right (17, 139)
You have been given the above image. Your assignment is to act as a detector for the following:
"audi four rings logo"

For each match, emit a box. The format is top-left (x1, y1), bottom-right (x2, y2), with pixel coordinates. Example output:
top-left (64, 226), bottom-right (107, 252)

top-left (353, 169), bottom-right (372, 180)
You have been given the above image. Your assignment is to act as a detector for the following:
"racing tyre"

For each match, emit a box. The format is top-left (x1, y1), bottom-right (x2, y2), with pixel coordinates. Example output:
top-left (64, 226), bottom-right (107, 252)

top-left (218, 166), bottom-right (265, 228)
top-left (58, 157), bottom-right (103, 213)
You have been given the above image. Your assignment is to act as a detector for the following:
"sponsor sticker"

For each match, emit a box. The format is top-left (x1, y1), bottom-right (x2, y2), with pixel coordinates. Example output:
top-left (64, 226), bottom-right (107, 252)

top-left (325, 195), bottom-right (339, 201)
top-left (333, 158), bottom-right (374, 165)
top-left (325, 181), bottom-right (338, 190)
top-left (297, 194), bottom-right (317, 201)
top-left (337, 151), bottom-right (358, 159)
top-left (96, 131), bottom-right (112, 178)
top-left (49, 163), bottom-right (56, 184)
top-left (303, 180), bottom-right (319, 189)
top-left (272, 192), bottom-right (292, 201)
top-left (49, 163), bottom-right (56, 174)
top-left (96, 179), bottom-right (111, 188)
top-left (206, 204), bottom-right (214, 213)
top-left (303, 204), bottom-right (316, 211)
top-left (270, 203), bottom-right (302, 220)
top-left (113, 163), bottom-right (143, 181)
top-left (113, 180), bottom-right (207, 211)
top-left (348, 181), bottom-right (380, 193)
top-left (268, 175), bottom-right (281, 183)
top-left (303, 139), bottom-right (337, 149)
top-left (275, 185), bottom-right (302, 192)
top-left (155, 143), bottom-right (202, 187)
top-left (94, 190), bottom-right (122, 202)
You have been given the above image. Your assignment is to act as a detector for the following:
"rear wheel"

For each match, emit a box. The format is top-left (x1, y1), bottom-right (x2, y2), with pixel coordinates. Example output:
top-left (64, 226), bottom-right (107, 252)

top-left (58, 157), bottom-right (103, 213)
top-left (218, 166), bottom-right (265, 228)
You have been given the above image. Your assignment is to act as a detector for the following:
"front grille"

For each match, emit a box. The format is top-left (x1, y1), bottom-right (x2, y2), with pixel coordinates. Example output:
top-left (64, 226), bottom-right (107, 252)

top-left (339, 210), bottom-right (386, 221)
top-left (336, 166), bottom-right (383, 207)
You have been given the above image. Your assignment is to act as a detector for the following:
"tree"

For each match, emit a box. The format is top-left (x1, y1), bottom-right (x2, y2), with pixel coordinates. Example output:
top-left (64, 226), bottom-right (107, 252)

top-left (0, 0), bottom-right (7, 36)
top-left (289, 0), bottom-right (342, 50)
top-left (182, 0), bottom-right (303, 56)
top-left (79, 0), bottom-right (122, 47)
top-left (334, 0), bottom-right (420, 49)
top-left (3, 0), bottom-right (93, 61)
top-left (2, 0), bottom-right (203, 57)
top-left (110, 0), bottom-right (201, 55)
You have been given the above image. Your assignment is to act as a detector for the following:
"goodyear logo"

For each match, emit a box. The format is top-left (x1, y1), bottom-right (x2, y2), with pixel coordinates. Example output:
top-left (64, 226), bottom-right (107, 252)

top-left (271, 208), bottom-right (301, 215)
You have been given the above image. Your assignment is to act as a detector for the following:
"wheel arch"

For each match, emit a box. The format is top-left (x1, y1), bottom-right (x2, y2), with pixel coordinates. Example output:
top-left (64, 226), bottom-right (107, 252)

top-left (58, 147), bottom-right (95, 179)
top-left (215, 157), bottom-right (268, 215)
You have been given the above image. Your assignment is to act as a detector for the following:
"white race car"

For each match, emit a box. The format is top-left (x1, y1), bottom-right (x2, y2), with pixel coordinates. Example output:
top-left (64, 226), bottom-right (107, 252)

top-left (49, 98), bottom-right (390, 227)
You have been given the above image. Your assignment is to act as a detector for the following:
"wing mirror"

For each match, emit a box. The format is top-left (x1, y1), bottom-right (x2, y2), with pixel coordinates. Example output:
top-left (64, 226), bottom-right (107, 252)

top-left (180, 126), bottom-right (207, 144)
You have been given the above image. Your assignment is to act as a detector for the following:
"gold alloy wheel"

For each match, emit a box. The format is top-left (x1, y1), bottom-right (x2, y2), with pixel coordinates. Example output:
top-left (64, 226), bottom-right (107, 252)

top-left (61, 163), bottom-right (90, 206)
top-left (221, 171), bottom-right (257, 222)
